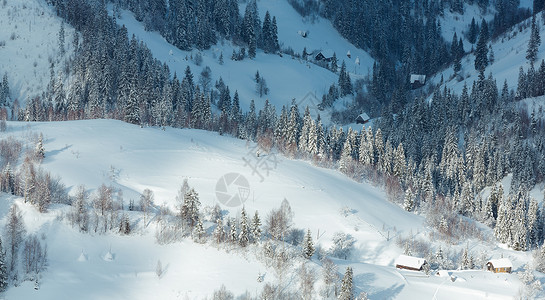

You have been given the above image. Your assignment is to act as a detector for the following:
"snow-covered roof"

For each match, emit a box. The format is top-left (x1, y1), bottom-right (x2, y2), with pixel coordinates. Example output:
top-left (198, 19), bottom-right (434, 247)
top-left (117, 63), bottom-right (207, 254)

top-left (317, 49), bottom-right (335, 58)
top-left (410, 74), bottom-right (426, 83)
top-left (395, 255), bottom-right (426, 269)
top-left (357, 113), bottom-right (370, 121)
top-left (487, 258), bottom-right (512, 268)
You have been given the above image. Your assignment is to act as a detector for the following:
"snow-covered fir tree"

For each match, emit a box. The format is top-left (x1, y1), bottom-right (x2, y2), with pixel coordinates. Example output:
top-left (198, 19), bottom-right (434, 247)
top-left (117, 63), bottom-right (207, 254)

top-left (213, 217), bottom-right (225, 245)
top-left (181, 187), bottom-right (201, 230)
top-left (527, 14), bottom-right (541, 64)
top-left (339, 266), bottom-right (354, 300)
top-left (238, 207), bottom-right (250, 247)
top-left (251, 211), bottom-right (262, 243)
top-left (302, 229), bottom-right (315, 259)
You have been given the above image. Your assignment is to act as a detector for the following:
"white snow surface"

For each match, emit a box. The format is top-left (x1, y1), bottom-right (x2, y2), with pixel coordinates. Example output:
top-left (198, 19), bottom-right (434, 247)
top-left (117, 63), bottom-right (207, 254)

top-left (0, 0), bottom-right (74, 103)
top-left (0, 119), bottom-right (527, 299)
top-left (434, 10), bottom-right (545, 96)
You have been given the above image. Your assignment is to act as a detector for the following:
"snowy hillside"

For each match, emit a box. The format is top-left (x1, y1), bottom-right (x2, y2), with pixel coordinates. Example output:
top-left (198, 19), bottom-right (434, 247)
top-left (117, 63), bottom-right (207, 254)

top-left (434, 9), bottom-right (545, 94)
top-left (0, 0), bottom-right (74, 103)
top-left (0, 119), bottom-right (529, 299)
top-left (108, 0), bottom-right (373, 117)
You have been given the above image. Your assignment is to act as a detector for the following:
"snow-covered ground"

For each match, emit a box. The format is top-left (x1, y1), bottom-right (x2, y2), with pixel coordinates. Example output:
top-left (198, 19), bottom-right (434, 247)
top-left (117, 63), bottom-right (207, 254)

top-left (433, 9), bottom-right (545, 95)
top-left (108, 0), bottom-right (373, 120)
top-left (0, 0), bottom-right (74, 103)
top-left (0, 119), bottom-right (527, 299)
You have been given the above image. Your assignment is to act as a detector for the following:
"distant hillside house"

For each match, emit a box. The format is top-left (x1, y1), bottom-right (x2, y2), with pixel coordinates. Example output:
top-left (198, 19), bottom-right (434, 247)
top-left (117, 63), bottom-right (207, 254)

top-left (410, 74), bottom-right (426, 89)
top-left (314, 49), bottom-right (335, 62)
top-left (356, 113), bottom-right (370, 124)
top-left (486, 258), bottom-right (512, 273)
top-left (395, 255), bottom-right (427, 271)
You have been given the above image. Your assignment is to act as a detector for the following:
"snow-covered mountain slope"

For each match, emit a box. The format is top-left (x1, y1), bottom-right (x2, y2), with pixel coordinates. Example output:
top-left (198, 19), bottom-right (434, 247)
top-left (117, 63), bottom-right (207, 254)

top-left (0, 119), bottom-right (527, 299)
top-left (109, 0), bottom-right (373, 118)
top-left (433, 10), bottom-right (545, 95)
top-left (0, 0), bottom-right (74, 103)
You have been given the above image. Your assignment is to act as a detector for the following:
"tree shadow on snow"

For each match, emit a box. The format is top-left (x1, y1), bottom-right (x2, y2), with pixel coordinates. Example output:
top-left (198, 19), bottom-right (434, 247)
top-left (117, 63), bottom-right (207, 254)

top-left (354, 272), bottom-right (404, 299)
top-left (46, 143), bottom-right (71, 158)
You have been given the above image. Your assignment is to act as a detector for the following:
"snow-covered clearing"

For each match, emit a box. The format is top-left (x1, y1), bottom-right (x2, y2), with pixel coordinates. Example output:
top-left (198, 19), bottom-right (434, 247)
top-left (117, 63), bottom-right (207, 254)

top-left (0, 119), bottom-right (526, 299)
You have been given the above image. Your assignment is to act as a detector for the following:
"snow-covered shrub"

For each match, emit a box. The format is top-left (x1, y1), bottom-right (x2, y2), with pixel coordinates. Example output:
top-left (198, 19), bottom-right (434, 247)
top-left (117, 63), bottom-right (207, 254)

top-left (329, 232), bottom-right (355, 260)
top-left (212, 284), bottom-right (234, 300)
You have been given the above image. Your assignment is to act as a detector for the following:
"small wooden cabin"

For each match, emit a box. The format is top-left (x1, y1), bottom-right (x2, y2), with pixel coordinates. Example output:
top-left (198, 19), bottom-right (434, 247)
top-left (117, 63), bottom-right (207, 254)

top-left (356, 113), bottom-right (370, 124)
top-left (486, 258), bottom-right (512, 273)
top-left (410, 74), bottom-right (426, 89)
top-left (315, 49), bottom-right (335, 62)
top-left (395, 255), bottom-right (427, 271)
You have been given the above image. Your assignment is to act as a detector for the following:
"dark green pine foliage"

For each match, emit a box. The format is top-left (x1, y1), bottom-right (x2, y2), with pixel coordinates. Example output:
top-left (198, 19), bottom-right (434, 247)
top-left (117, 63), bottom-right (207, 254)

top-left (271, 16), bottom-right (279, 52)
top-left (474, 20), bottom-right (489, 72)
top-left (338, 61), bottom-right (352, 96)
top-left (242, 0), bottom-right (260, 58)
top-left (527, 15), bottom-right (541, 65)
top-left (467, 17), bottom-right (479, 44)
top-left (262, 11), bottom-right (273, 53)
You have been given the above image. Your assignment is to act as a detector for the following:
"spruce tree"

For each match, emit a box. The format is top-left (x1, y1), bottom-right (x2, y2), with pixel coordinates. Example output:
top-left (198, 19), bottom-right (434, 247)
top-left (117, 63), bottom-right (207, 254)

top-left (181, 187), bottom-right (201, 230)
top-left (213, 217), bottom-right (225, 244)
top-left (271, 16), bottom-right (279, 52)
top-left (0, 237), bottom-right (7, 292)
top-left (239, 207), bottom-right (250, 247)
top-left (339, 267), bottom-right (354, 300)
top-left (468, 17), bottom-right (478, 44)
top-left (302, 229), bottom-right (315, 259)
top-left (194, 219), bottom-right (206, 243)
top-left (338, 61), bottom-right (353, 96)
top-left (251, 211), bottom-right (262, 243)
top-left (527, 15), bottom-right (541, 65)
top-left (474, 20), bottom-right (489, 71)
top-left (403, 187), bottom-right (415, 212)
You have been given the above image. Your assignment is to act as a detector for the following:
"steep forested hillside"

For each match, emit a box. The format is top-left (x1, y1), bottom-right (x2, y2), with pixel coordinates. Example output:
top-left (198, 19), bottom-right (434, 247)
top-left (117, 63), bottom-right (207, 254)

top-left (1, 0), bottom-right (545, 298)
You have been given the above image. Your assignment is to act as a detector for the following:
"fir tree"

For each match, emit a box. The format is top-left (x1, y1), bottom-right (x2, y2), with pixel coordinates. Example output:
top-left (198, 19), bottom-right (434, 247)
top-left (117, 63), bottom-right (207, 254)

top-left (330, 52), bottom-right (338, 72)
top-left (181, 187), bottom-right (201, 230)
top-left (468, 17), bottom-right (478, 44)
top-left (527, 14), bottom-right (541, 65)
top-left (251, 211), bottom-right (262, 243)
top-left (58, 22), bottom-right (65, 56)
top-left (35, 134), bottom-right (45, 159)
top-left (474, 20), bottom-right (489, 71)
top-left (271, 16), bottom-right (279, 52)
top-left (239, 207), bottom-right (250, 247)
top-left (339, 267), bottom-right (354, 300)
top-left (338, 61), bottom-right (352, 96)
top-left (194, 219), bottom-right (206, 243)
top-left (302, 229), bottom-right (315, 259)
top-left (0, 237), bottom-right (6, 292)
top-left (403, 187), bottom-right (415, 212)
top-left (213, 217), bottom-right (225, 244)
top-left (229, 217), bottom-right (237, 244)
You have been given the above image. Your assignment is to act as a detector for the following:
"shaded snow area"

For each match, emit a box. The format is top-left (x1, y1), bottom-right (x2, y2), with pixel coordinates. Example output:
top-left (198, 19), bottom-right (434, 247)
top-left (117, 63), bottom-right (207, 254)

top-left (0, 119), bottom-right (530, 299)
top-left (0, 0), bottom-right (74, 103)
top-left (107, 0), bottom-right (373, 119)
